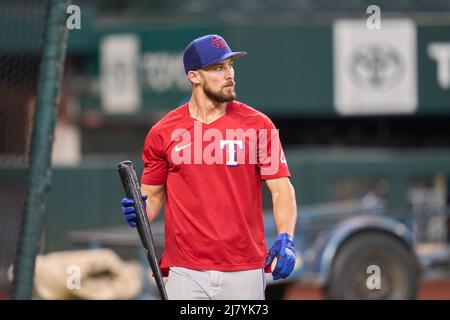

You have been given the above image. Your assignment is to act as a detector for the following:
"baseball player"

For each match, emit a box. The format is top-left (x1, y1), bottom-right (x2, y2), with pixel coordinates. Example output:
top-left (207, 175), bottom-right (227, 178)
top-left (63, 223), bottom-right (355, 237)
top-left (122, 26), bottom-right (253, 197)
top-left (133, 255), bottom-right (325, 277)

top-left (121, 34), bottom-right (297, 300)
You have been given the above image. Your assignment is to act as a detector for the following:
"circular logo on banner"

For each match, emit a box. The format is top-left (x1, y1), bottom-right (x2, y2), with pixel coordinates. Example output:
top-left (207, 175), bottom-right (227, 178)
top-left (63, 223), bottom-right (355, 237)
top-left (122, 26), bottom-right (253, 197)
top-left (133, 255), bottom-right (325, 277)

top-left (349, 43), bottom-right (405, 90)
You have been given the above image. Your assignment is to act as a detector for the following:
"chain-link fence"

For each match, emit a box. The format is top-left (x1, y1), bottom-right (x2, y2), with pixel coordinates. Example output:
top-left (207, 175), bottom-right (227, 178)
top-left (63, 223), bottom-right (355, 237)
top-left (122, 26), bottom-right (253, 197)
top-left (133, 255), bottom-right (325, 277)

top-left (0, 0), bottom-right (49, 299)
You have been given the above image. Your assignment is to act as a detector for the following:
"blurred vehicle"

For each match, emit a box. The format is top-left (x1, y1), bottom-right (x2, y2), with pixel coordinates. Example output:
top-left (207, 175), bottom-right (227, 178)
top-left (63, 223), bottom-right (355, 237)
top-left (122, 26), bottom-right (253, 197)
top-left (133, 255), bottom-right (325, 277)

top-left (264, 148), bottom-right (450, 300)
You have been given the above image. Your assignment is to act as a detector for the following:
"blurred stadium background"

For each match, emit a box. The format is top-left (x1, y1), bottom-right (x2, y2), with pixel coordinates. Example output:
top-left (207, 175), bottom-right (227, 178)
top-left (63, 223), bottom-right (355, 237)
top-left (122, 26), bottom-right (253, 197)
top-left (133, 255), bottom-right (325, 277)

top-left (1, 0), bottom-right (450, 299)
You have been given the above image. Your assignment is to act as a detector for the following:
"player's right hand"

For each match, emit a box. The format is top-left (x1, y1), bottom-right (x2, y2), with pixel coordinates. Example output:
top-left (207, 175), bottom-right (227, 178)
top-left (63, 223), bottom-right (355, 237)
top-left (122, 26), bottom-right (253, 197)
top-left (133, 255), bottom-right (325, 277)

top-left (121, 194), bottom-right (147, 227)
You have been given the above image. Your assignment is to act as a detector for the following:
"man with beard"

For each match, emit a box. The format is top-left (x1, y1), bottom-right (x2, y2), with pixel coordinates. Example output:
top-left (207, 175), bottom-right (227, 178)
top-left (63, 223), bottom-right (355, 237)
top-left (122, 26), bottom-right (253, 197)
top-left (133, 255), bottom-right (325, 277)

top-left (121, 35), bottom-right (297, 300)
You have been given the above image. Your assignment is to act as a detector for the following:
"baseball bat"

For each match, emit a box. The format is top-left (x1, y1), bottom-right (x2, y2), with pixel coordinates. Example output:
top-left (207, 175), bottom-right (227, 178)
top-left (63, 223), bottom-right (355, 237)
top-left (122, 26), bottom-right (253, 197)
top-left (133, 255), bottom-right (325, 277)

top-left (117, 160), bottom-right (168, 300)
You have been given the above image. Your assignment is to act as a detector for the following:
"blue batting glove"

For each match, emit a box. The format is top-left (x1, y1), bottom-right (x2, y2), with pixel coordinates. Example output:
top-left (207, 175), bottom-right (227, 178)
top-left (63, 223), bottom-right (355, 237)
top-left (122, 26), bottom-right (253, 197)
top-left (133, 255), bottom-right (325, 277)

top-left (265, 233), bottom-right (296, 281)
top-left (120, 194), bottom-right (147, 228)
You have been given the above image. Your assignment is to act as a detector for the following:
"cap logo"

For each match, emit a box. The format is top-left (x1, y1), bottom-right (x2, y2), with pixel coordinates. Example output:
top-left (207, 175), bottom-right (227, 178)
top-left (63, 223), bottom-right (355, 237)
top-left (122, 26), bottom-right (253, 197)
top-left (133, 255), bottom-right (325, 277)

top-left (211, 36), bottom-right (226, 49)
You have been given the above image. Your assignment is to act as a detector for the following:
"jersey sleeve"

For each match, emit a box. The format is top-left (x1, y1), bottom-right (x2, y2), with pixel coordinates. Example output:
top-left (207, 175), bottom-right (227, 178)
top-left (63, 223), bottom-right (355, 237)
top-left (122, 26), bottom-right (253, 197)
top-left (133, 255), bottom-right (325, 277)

top-left (258, 117), bottom-right (291, 180)
top-left (141, 127), bottom-right (168, 185)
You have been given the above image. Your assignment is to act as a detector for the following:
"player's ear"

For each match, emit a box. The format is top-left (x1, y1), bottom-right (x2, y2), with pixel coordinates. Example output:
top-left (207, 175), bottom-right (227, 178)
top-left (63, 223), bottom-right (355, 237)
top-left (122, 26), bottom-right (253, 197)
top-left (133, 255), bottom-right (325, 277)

top-left (187, 70), bottom-right (201, 85)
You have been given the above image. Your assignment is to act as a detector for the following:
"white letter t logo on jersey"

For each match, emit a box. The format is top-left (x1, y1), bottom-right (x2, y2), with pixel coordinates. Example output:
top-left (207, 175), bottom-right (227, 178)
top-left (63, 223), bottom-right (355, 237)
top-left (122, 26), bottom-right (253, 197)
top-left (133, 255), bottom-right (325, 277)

top-left (220, 140), bottom-right (243, 166)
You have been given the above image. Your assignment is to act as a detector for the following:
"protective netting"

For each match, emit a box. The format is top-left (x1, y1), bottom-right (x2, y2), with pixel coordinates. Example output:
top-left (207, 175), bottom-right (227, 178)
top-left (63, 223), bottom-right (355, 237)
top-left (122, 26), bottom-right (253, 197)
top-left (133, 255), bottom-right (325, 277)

top-left (0, 0), bottom-right (49, 299)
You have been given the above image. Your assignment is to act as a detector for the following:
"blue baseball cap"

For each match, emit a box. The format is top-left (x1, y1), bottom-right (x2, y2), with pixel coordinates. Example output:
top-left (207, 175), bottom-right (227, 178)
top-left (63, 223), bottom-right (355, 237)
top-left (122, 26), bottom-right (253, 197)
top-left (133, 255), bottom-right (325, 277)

top-left (183, 34), bottom-right (247, 74)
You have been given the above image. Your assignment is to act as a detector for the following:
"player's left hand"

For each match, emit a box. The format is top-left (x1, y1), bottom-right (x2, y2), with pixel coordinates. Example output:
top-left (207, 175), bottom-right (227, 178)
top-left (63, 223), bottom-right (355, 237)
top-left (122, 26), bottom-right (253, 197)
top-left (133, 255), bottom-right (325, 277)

top-left (265, 233), bottom-right (296, 280)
